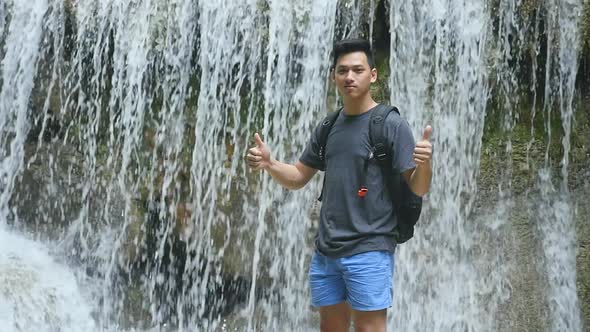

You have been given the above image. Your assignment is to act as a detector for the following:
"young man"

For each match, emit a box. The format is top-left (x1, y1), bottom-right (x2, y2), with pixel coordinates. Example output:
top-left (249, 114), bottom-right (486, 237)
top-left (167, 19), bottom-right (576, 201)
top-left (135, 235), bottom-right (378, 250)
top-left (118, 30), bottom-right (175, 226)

top-left (246, 39), bottom-right (433, 332)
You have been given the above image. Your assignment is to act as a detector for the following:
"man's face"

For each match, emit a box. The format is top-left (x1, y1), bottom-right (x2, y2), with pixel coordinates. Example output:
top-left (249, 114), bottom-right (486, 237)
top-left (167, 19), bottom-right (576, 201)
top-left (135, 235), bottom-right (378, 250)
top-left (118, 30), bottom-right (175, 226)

top-left (333, 51), bottom-right (377, 99)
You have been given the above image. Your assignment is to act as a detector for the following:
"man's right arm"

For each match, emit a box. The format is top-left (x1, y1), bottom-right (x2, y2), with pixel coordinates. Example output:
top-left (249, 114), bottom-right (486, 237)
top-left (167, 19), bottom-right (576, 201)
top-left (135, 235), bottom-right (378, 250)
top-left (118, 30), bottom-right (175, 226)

top-left (246, 133), bottom-right (318, 190)
top-left (265, 160), bottom-right (318, 190)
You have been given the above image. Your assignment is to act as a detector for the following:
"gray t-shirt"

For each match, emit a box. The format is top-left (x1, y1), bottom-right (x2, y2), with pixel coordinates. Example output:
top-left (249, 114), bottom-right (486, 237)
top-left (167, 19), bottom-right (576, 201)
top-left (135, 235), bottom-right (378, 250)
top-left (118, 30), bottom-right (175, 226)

top-left (300, 105), bottom-right (416, 258)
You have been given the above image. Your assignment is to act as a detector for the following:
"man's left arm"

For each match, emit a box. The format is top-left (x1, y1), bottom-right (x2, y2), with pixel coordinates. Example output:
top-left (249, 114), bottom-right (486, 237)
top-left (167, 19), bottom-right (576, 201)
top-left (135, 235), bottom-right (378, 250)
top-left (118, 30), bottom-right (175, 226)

top-left (403, 126), bottom-right (433, 197)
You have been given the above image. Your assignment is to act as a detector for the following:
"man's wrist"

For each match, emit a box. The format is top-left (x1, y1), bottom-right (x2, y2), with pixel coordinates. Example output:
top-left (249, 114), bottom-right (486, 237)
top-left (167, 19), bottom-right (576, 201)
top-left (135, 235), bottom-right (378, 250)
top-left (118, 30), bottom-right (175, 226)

top-left (416, 160), bottom-right (432, 171)
top-left (264, 157), bottom-right (277, 171)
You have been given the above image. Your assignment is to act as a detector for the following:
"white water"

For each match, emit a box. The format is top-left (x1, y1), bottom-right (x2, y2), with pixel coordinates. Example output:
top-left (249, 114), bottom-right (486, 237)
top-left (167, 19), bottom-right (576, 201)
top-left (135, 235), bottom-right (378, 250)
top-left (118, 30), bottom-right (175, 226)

top-left (0, 0), bottom-right (585, 331)
top-left (536, 0), bottom-right (583, 330)
top-left (388, 0), bottom-right (583, 330)
top-left (388, 1), bottom-right (504, 330)
top-left (0, 229), bottom-right (96, 332)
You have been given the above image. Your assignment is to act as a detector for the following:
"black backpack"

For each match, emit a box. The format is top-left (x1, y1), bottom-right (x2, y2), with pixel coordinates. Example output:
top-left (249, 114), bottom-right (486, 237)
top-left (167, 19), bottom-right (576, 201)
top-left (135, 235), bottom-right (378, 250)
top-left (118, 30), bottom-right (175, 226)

top-left (316, 104), bottom-right (422, 244)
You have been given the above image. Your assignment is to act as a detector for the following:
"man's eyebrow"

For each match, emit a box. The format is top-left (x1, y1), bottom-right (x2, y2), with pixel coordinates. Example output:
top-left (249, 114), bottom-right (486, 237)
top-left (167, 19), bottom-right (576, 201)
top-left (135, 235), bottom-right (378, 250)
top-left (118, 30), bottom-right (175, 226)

top-left (336, 65), bottom-right (365, 69)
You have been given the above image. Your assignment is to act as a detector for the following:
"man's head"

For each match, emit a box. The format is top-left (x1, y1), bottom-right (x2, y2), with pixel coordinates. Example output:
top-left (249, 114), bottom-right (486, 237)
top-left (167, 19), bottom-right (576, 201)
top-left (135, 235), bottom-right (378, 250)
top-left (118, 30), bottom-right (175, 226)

top-left (332, 39), bottom-right (376, 69)
top-left (331, 39), bottom-right (377, 100)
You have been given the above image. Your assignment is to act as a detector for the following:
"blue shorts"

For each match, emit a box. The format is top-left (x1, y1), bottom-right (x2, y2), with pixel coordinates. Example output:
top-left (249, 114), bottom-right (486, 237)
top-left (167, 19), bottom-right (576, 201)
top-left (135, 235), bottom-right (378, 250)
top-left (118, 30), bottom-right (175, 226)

top-left (309, 250), bottom-right (395, 311)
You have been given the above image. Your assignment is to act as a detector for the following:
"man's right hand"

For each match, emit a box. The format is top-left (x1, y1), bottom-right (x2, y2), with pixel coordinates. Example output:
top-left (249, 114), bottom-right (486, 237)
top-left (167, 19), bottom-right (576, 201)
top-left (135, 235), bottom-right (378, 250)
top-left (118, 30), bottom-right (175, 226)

top-left (246, 133), bottom-right (272, 171)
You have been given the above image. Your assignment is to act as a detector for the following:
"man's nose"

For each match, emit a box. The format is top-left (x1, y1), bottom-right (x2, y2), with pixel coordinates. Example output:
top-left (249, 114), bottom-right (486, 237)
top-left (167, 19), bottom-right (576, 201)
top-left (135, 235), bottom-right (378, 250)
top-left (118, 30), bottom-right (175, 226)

top-left (345, 70), bottom-right (355, 81)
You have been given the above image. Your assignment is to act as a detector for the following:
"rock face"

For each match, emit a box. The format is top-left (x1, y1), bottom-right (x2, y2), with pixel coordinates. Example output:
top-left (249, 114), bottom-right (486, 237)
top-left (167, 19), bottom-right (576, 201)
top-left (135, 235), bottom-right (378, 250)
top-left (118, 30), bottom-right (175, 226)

top-left (475, 98), bottom-right (590, 330)
top-left (570, 101), bottom-right (590, 330)
top-left (576, 178), bottom-right (590, 329)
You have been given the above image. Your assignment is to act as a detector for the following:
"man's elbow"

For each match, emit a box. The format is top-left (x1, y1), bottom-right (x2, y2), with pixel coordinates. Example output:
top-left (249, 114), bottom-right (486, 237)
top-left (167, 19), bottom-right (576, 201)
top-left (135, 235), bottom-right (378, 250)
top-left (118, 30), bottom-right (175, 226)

top-left (285, 173), bottom-right (312, 190)
top-left (287, 165), bottom-right (315, 190)
top-left (287, 180), bottom-right (306, 190)
top-left (413, 189), bottom-right (427, 197)
top-left (410, 184), bottom-right (429, 197)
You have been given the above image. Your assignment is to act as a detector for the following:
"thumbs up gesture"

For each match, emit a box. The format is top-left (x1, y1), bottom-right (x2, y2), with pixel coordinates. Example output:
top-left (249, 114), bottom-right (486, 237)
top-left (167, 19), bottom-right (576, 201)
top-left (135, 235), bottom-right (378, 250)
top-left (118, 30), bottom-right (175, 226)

top-left (246, 133), bottom-right (272, 171)
top-left (413, 126), bottom-right (433, 166)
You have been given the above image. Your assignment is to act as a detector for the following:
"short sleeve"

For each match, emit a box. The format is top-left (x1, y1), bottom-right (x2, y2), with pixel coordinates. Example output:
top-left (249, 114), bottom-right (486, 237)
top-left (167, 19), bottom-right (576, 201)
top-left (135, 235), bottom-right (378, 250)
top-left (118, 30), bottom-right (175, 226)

top-left (391, 119), bottom-right (416, 174)
top-left (299, 121), bottom-right (325, 171)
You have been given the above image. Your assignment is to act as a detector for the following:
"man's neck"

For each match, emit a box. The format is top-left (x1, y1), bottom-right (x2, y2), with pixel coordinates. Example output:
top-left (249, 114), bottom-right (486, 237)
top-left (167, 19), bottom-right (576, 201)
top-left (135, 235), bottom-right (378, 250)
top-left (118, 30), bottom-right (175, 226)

top-left (342, 96), bottom-right (378, 116)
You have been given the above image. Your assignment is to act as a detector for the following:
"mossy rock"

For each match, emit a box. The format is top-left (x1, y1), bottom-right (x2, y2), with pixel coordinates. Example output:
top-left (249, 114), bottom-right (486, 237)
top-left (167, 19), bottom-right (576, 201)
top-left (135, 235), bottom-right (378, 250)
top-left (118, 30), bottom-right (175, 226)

top-left (575, 181), bottom-right (590, 328)
top-left (579, 231), bottom-right (590, 329)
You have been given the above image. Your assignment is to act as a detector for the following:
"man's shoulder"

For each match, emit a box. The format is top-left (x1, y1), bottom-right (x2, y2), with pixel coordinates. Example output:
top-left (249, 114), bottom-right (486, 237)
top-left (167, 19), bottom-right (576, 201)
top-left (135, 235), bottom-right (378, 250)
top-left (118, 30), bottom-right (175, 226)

top-left (374, 104), bottom-right (404, 128)
top-left (373, 105), bottom-right (415, 146)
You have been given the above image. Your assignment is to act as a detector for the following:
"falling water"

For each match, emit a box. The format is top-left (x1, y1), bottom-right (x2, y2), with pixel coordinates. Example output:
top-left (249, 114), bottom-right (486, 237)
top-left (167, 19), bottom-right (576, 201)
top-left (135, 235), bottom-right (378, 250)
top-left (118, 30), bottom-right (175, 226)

top-left (535, 0), bottom-right (583, 330)
top-left (241, 1), bottom-right (339, 329)
top-left (0, 229), bottom-right (96, 332)
top-left (0, 0), bottom-right (586, 331)
top-left (388, 1), bottom-right (506, 331)
top-left (388, 0), bottom-right (584, 331)
top-left (0, 2), bottom-right (6, 42)
top-left (0, 0), bottom-right (48, 225)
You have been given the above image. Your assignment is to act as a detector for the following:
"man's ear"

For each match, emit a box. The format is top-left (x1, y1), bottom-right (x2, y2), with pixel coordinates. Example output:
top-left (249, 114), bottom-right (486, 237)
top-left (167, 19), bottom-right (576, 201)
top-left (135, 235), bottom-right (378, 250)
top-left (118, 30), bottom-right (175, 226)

top-left (371, 68), bottom-right (378, 83)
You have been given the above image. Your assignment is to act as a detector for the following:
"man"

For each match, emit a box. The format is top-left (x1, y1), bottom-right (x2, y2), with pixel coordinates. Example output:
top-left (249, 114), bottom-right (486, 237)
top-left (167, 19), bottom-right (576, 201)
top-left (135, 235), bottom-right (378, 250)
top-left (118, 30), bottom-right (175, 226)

top-left (246, 39), bottom-right (433, 332)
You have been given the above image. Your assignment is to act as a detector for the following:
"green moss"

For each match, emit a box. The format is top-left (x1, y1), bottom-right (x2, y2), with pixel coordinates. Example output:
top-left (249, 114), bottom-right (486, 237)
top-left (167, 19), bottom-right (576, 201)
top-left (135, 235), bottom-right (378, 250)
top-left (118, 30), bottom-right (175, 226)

top-left (372, 48), bottom-right (390, 104)
top-left (521, 0), bottom-right (540, 23)
top-left (125, 200), bottom-right (147, 264)
top-left (121, 280), bottom-right (151, 329)
top-left (581, 0), bottom-right (590, 54)
top-left (569, 99), bottom-right (590, 187)
top-left (576, 181), bottom-right (590, 328)
top-left (580, 242), bottom-right (590, 328)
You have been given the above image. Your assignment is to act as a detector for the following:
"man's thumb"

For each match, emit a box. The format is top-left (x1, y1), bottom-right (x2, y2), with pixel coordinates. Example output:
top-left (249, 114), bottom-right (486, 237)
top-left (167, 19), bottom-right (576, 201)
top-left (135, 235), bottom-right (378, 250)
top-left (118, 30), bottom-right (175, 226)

top-left (254, 133), bottom-right (264, 147)
top-left (423, 125), bottom-right (433, 141)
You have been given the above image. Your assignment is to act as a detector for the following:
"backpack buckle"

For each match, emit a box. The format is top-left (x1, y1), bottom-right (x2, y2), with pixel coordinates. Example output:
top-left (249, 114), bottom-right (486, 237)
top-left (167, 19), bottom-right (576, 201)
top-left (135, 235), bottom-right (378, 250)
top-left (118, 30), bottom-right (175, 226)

top-left (358, 187), bottom-right (368, 197)
top-left (374, 143), bottom-right (387, 161)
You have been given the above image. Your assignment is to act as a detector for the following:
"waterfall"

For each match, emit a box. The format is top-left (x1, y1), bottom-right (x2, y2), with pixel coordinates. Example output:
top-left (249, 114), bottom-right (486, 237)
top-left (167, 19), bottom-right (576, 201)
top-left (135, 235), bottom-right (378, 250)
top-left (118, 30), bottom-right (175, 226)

top-left (0, 0), bottom-right (48, 225)
top-left (388, 0), bottom-right (584, 331)
top-left (388, 1), bottom-right (504, 330)
top-left (535, 0), bottom-right (583, 330)
top-left (0, 229), bottom-right (96, 332)
top-left (0, 0), bottom-right (586, 331)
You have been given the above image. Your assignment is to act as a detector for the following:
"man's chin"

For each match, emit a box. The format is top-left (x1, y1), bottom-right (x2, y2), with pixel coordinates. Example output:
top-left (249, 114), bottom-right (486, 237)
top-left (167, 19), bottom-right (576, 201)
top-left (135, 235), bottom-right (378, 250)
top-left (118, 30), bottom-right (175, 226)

top-left (342, 91), bottom-right (364, 99)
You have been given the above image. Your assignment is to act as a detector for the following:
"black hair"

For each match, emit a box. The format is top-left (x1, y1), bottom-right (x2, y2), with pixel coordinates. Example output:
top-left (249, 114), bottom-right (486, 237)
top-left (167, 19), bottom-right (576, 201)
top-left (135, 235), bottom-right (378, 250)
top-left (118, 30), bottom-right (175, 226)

top-left (332, 39), bottom-right (376, 69)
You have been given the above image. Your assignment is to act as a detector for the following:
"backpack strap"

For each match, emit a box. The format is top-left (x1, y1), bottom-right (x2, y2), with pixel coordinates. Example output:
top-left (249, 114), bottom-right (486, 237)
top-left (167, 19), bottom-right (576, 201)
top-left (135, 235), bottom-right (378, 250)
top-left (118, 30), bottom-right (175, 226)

top-left (368, 104), bottom-right (403, 209)
top-left (317, 109), bottom-right (341, 201)
top-left (368, 105), bottom-right (423, 244)
top-left (368, 105), bottom-right (400, 163)
top-left (317, 109), bottom-right (341, 164)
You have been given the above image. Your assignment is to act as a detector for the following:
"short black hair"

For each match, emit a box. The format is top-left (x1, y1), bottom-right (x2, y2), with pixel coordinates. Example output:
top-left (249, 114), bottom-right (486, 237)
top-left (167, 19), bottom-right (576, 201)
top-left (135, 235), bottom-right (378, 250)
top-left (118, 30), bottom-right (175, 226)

top-left (332, 39), bottom-right (376, 69)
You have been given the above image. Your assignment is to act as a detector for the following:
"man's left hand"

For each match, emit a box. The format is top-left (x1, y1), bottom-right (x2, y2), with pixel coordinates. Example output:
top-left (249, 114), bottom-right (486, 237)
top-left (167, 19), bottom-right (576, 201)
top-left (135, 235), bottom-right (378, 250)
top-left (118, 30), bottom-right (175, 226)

top-left (414, 126), bottom-right (433, 166)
